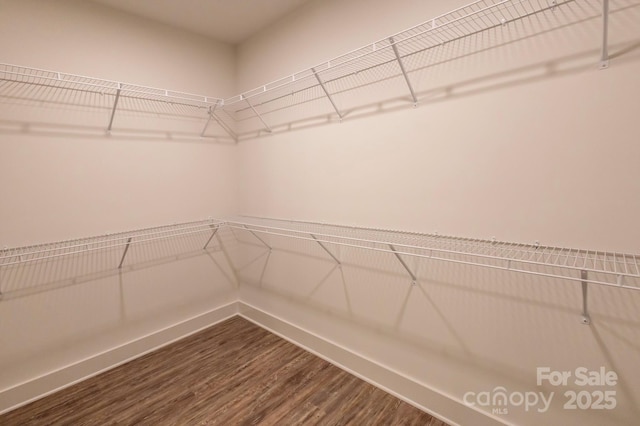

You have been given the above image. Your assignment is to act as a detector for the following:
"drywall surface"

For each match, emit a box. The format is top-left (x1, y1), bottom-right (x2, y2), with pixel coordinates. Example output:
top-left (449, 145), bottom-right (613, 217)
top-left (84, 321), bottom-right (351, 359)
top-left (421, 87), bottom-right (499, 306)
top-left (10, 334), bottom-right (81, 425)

top-left (0, 0), bottom-right (236, 98)
top-left (0, 0), bottom-right (239, 245)
top-left (236, 0), bottom-right (640, 253)
top-left (0, 0), bottom-right (238, 407)
top-left (235, 0), bottom-right (640, 424)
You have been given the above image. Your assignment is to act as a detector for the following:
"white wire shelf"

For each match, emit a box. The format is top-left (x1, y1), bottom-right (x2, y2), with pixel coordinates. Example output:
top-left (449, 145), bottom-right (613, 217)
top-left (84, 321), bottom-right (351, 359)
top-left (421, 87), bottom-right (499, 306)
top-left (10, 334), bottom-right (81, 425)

top-left (228, 216), bottom-right (639, 324)
top-left (2, 216), bottom-right (637, 324)
top-left (0, 63), bottom-right (232, 141)
top-left (7, 217), bottom-right (637, 289)
top-left (228, 216), bottom-right (640, 289)
top-left (1, 0), bottom-right (624, 141)
top-left (0, 63), bottom-right (222, 109)
top-left (0, 219), bottom-right (224, 270)
top-left (220, 0), bottom-right (619, 138)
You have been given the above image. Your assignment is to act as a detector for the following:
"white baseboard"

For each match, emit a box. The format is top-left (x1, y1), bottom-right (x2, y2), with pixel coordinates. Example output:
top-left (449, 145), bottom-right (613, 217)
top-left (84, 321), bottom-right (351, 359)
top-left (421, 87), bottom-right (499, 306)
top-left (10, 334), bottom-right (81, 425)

top-left (0, 301), bottom-right (239, 415)
top-left (238, 301), bottom-right (505, 426)
top-left (1, 300), bottom-right (504, 426)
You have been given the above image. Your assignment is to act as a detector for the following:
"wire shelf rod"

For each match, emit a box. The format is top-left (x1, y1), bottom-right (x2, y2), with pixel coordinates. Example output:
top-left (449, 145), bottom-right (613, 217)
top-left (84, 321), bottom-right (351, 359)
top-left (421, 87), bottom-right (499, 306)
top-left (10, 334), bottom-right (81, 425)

top-left (227, 221), bottom-right (640, 282)
top-left (237, 215), bottom-right (598, 256)
top-left (224, 0), bottom-right (507, 103)
top-left (0, 221), bottom-right (225, 262)
top-left (0, 225), bottom-right (224, 268)
top-left (0, 221), bottom-right (224, 260)
top-left (0, 219), bottom-right (224, 254)
top-left (234, 220), bottom-right (556, 264)
top-left (0, 77), bottom-right (114, 99)
top-left (225, 0), bottom-right (581, 119)
top-left (0, 77), bottom-right (218, 115)
top-left (225, 0), bottom-right (574, 107)
top-left (0, 65), bottom-right (222, 107)
top-left (228, 224), bottom-right (640, 290)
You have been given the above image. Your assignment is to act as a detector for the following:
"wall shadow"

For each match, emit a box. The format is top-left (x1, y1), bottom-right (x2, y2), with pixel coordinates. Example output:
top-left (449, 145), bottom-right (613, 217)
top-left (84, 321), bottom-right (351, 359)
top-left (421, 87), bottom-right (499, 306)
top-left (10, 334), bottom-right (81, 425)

top-left (225, 226), bottom-right (640, 425)
top-left (237, 38), bottom-right (640, 141)
top-left (0, 228), bottom-right (239, 388)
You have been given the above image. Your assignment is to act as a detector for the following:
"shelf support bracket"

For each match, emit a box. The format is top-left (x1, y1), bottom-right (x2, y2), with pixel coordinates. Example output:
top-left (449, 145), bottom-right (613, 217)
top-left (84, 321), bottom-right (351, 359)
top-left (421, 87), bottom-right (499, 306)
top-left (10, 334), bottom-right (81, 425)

top-left (389, 244), bottom-right (416, 285)
top-left (107, 84), bottom-right (122, 133)
top-left (118, 237), bottom-right (132, 269)
top-left (203, 225), bottom-right (219, 250)
top-left (210, 109), bottom-right (239, 142)
top-left (201, 104), bottom-right (217, 137)
top-left (390, 37), bottom-right (418, 106)
top-left (581, 270), bottom-right (591, 325)
top-left (600, 0), bottom-right (609, 69)
top-left (244, 96), bottom-right (272, 133)
top-left (310, 234), bottom-right (340, 265)
top-left (243, 225), bottom-right (271, 250)
top-left (312, 68), bottom-right (343, 120)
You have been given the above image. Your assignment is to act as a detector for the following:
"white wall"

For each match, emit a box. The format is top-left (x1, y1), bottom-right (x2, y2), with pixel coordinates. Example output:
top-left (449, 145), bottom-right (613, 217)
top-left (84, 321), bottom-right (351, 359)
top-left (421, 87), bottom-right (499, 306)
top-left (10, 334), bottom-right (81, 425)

top-left (0, 0), bottom-right (239, 244)
top-left (0, 0), bottom-right (239, 410)
top-left (235, 0), bottom-right (640, 425)
top-left (1, 0), bottom-right (639, 424)
top-left (236, 0), bottom-right (640, 253)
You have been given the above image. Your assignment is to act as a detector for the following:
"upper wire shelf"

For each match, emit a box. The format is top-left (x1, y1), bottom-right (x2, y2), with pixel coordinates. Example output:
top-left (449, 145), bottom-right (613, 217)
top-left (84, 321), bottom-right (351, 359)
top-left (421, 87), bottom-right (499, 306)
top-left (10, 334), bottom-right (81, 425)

top-left (0, 63), bottom-right (232, 141)
top-left (219, 0), bottom-right (622, 138)
top-left (0, 0), bottom-right (621, 141)
top-left (0, 63), bottom-right (222, 109)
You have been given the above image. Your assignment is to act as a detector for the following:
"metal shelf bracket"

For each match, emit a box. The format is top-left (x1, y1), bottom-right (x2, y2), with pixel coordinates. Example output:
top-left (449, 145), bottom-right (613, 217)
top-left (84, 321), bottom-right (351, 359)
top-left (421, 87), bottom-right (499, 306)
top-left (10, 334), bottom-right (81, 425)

top-left (201, 105), bottom-right (217, 137)
top-left (118, 237), bottom-right (132, 269)
top-left (390, 37), bottom-right (418, 107)
top-left (203, 225), bottom-right (219, 250)
top-left (600, 0), bottom-right (610, 69)
top-left (244, 225), bottom-right (272, 250)
top-left (312, 68), bottom-right (343, 120)
top-left (581, 270), bottom-right (591, 325)
top-left (107, 83), bottom-right (122, 133)
top-left (389, 244), bottom-right (417, 285)
top-left (311, 234), bottom-right (341, 265)
top-left (210, 109), bottom-right (239, 142)
top-left (244, 96), bottom-right (272, 133)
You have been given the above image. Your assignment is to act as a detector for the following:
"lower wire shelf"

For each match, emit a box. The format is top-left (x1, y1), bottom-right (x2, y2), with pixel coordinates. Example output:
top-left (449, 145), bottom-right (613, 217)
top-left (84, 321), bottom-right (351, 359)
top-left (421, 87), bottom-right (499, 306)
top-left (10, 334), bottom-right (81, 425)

top-left (0, 219), bottom-right (224, 269)
top-left (2, 216), bottom-right (638, 324)
top-left (227, 216), bottom-right (640, 326)
top-left (227, 216), bottom-right (640, 290)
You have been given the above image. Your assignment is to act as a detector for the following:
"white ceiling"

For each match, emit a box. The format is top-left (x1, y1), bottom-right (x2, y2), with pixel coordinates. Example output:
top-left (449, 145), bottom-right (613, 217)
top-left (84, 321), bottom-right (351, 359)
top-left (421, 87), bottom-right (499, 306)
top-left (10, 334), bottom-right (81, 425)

top-left (91, 0), bottom-right (312, 44)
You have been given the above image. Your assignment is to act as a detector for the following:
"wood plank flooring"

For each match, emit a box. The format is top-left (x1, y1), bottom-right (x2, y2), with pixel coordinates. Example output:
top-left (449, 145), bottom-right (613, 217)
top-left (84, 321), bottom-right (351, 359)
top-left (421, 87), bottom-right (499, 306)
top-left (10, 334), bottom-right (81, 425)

top-left (1, 316), bottom-right (447, 425)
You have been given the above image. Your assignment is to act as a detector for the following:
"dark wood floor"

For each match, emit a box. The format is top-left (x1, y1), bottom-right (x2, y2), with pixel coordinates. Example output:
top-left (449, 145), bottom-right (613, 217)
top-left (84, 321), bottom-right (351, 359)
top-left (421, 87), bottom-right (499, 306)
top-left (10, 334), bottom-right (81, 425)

top-left (1, 316), bottom-right (447, 425)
